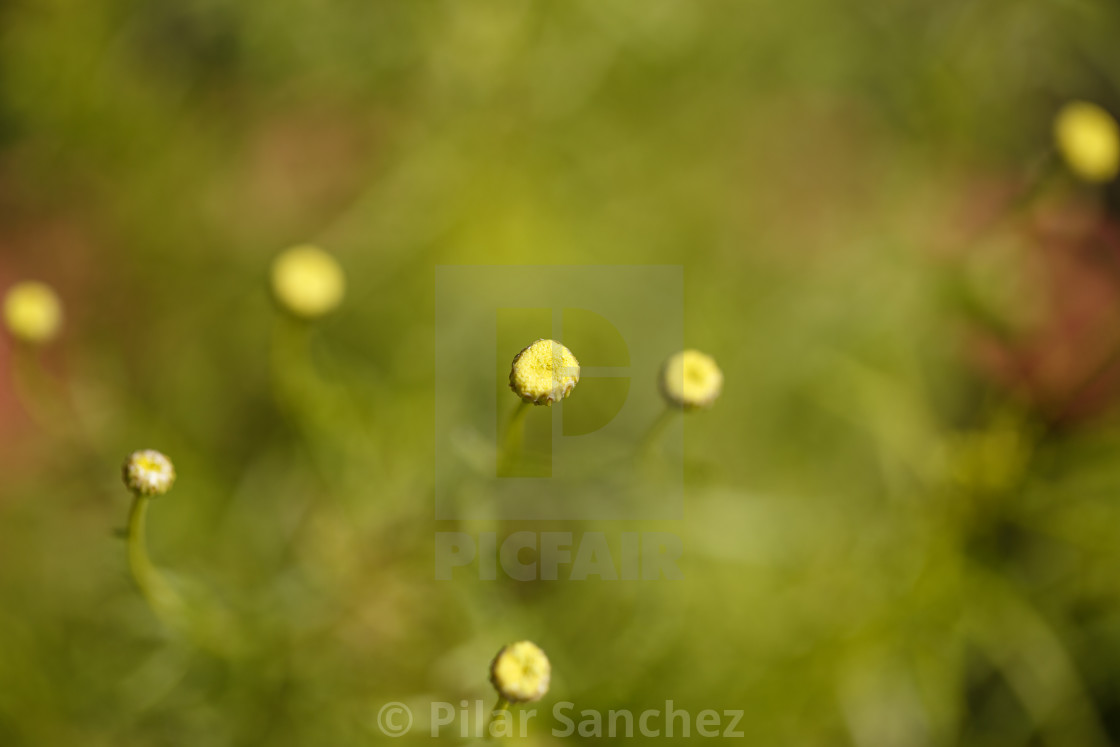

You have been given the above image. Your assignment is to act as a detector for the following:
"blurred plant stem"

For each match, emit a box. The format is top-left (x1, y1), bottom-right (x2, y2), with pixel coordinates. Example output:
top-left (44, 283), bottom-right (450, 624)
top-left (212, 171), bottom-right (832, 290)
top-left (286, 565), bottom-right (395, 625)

top-left (270, 312), bottom-right (339, 483)
top-left (487, 696), bottom-right (510, 740)
top-left (126, 492), bottom-right (245, 657)
top-left (127, 494), bottom-right (185, 625)
top-left (497, 400), bottom-right (530, 475)
top-left (11, 344), bottom-right (68, 437)
top-left (966, 566), bottom-right (1109, 747)
top-left (270, 312), bottom-right (314, 417)
top-left (10, 342), bottom-right (111, 468)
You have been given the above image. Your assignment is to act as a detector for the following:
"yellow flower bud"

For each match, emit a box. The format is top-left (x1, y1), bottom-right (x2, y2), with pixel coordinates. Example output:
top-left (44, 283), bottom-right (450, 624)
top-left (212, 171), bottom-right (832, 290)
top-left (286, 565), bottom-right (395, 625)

top-left (3, 281), bottom-right (62, 344)
top-left (509, 339), bottom-right (580, 405)
top-left (122, 450), bottom-right (176, 497)
top-left (490, 641), bottom-right (551, 703)
top-left (1054, 100), bottom-right (1120, 183)
top-left (270, 245), bottom-right (346, 319)
top-left (660, 349), bottom-right (723, 410)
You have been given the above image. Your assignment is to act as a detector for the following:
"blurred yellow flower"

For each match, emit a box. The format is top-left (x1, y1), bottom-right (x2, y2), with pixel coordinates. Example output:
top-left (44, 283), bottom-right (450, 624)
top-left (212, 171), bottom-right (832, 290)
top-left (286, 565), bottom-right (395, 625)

top-left (123, 450), bottom-right (176, 497)
top-left (660, 349), bottom-right (723, 409)
top-left (509, 339), bottom-right (580, 405)
top-left (1054, 100), bottom-right (1120, 183)
top-left (270, 245), bottom-right (346, 319)
top-left (3, 281), bottom-right (62, 344)
top-left (490, 640), bottom-right (551, 703)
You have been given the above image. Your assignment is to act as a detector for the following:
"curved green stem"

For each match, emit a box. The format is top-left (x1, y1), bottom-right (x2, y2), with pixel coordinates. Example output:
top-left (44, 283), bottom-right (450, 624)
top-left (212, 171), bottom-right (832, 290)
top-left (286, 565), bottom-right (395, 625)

top-left (487, 696), bottom-right (511, 739)
top-left (127, 494), bottom-right (183, 623)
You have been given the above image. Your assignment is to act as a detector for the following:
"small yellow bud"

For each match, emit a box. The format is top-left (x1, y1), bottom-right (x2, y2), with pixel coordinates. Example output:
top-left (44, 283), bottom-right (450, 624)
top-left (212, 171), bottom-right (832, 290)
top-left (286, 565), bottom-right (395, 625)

top-left (3, 281), bottom-right (62, 344)
top-left (509, 339), bottom-right (580, 405)
top-left (122, 450), bottom-right (176, 497)
top-left (660, 349), bottom-right (723, 409)
top-left (490, 641), bottom-right (551, 703)
top-left (1054, 100), bottom-right (1120, 183)
top-left (270, 245), bottom-right (346, 319)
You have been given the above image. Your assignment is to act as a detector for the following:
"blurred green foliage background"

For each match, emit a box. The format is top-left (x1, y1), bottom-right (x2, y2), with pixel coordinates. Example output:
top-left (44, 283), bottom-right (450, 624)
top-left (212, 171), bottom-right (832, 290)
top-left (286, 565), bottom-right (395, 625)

top-left (4, 0), bottom-right (1120, 744)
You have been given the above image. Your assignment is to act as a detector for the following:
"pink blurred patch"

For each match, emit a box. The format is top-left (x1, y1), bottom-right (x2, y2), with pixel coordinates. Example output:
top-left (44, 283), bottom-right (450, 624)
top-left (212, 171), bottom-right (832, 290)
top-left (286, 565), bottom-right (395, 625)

top-left (965, 188), bottom-right (1120, 425)
top-left (0, 205), bottom-right (98, 473)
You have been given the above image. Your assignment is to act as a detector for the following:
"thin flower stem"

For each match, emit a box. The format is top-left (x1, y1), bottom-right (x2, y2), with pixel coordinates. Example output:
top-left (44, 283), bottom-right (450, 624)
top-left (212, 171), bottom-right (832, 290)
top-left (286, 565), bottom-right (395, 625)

top-left (270, 313), bottom-right (314, 418)
top-left (10, 344), bottom-right (66, 435)
top-left (127, 493), bottom-right (183, 622)
top-left (486, 696), bottom-right (511, 739)
top-left (269, 312), bottom-right (339, 490)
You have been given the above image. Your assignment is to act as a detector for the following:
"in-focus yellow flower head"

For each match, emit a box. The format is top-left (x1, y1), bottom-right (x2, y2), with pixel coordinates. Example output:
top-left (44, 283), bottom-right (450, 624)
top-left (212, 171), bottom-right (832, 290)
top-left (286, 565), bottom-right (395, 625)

top-left (1054, 100), bottom-right (1120, 183)
top-left (660, 349), bottom-right (723, 410)
top-left (509, 339), bottom-right (580, 405)
top-left (490, 641), bottom-right (551, 703)
top-left (270, 245), bottom-right (346, 319)
top-left (122, 450), bottom-right (176, 497)
top-left (3, 281), bottom-right (63, 345)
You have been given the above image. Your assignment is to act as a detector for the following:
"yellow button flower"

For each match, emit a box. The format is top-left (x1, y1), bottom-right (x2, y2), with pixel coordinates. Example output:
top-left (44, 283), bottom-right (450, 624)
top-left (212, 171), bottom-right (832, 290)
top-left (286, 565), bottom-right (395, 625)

top-left (3, 281), bottom-right (62, 344)
top-left (270, 245), bottom-right (346, 319)
top-left (509, 339), bottom-right (580, 405)
top-left (660, 349), bottom-right (723, 409)
top-left (122, 450), bottom-right (176, 497)
top-left (490, 641), bottom-right (551, 703)
top-left (1054, 100), bottom-right (1120, 183)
